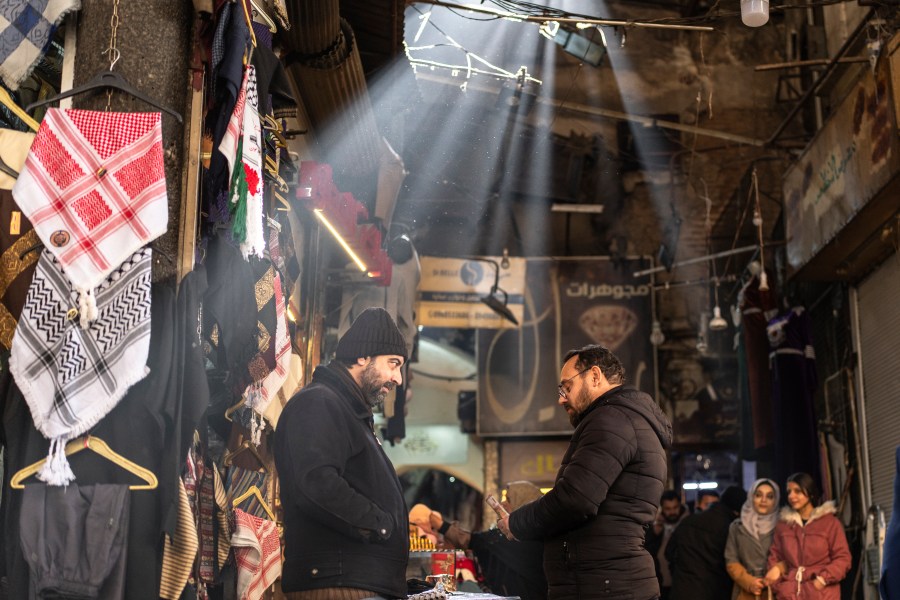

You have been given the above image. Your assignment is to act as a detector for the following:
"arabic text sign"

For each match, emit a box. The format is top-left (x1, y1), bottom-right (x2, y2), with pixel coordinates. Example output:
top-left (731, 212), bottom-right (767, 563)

top-left (417, 256), bottom-right (526, 329)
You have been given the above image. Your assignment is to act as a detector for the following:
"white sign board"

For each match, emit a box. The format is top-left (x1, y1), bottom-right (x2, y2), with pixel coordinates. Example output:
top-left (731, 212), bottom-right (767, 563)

top-left (417, 256), bottom-right (526, 329)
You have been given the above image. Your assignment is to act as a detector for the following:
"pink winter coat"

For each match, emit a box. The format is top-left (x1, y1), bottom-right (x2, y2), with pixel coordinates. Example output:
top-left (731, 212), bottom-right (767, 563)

top-left (766, 501), bottom-right (851, 599)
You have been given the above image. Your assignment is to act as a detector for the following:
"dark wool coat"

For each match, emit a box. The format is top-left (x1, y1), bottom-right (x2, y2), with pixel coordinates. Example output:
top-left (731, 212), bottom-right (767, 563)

top-left (508, 385), bottom-right (672, 600)
top-left (273, 363), bottom-right (408, 598)
top-left (767, 502), bottom-right (851, 600)
top-left (666, 501), bottom-right (740, 600)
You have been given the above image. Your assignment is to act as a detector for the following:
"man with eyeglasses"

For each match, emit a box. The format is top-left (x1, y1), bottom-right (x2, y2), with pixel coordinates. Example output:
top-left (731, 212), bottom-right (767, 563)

top-left (497, 344), bottom-right (673, 600)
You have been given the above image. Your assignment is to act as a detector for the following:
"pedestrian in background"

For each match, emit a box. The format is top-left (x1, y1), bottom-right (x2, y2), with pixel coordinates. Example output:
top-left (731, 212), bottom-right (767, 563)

top-left (725, 479), bottom-right (780, 599)
top-left (765, 472), bottom-right (851, 599)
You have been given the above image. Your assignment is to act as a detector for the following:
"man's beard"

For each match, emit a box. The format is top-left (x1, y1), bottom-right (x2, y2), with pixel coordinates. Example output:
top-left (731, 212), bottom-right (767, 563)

top-left (566, 385), bottom-right (592, 427)
top-left (361, 361), bottom-right (395, 408)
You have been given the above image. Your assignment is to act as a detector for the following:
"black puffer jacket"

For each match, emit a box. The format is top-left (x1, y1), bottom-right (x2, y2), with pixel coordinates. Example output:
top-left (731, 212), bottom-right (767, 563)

top-left (273, 363), bottom-right (408, 598)
top-left (509, 385), bottom-right (672, 600)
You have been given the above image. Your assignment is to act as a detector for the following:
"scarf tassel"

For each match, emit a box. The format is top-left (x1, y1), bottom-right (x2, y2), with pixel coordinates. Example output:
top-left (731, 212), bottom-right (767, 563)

top-left (37, 438), bottom-right (76, 487)
top-left (76, 286), bottom-right (99, 329)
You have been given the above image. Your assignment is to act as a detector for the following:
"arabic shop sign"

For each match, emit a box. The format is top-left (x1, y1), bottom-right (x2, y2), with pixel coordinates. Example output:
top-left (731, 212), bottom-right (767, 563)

top-left (417, 256), bottom-right (526, 329)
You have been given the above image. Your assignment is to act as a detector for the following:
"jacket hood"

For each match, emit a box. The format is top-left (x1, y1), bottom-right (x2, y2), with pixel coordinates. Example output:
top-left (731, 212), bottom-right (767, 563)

top-left (596, 385), bottom-right (673, 448)
top-left (779, 500), bottom-right (837, 527)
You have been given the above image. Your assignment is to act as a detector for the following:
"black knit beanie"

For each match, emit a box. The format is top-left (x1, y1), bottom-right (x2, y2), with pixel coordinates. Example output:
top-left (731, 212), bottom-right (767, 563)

top-left (335, 307), bottom-right (408, 361)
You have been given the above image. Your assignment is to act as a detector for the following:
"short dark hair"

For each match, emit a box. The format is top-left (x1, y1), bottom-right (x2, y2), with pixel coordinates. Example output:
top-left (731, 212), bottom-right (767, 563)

top-left (564, 345), bottom-right (626, 385)
top-left (699, 490), bottom-right (720, 500)
top-left (787, 472), bottom-right (821, 507)
top-left (661, 490), bottom-right (680, 503)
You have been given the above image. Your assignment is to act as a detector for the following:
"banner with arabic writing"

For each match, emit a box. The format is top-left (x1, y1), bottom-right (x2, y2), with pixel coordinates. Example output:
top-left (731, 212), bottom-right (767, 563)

top-left (477, 257), bottom-right (655, 435)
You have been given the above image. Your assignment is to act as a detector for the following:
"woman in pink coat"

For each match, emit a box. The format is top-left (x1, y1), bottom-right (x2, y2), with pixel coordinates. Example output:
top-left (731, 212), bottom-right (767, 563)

top-left (764, 472), bottom-right (851, 599)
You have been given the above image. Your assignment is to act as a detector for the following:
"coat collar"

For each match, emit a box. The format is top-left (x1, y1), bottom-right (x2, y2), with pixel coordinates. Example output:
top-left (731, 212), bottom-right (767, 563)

top-left (312, 361), bottom-right (373, 421)
top-left (779, 500), bottom-right (836, 527)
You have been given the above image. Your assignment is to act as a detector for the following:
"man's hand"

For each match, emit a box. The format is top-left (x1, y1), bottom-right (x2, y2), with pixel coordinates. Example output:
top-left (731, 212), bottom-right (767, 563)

top-left (497, 515), bottom-right (517, 541)
top-left (813, 576), bottom-right (826, 591)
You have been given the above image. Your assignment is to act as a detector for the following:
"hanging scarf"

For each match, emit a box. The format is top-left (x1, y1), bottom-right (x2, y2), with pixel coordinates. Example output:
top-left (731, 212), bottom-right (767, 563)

top-left (740, 478), bottom-right (781, 539)
top-left (12, 109), bottom-right (167, 324)
top-left (232, 508), bottom-right (281, 600)
top-left (9, 247), bottom-right (152, 485)
top-left (218, 64), bottom-right (265, 259)
top-left (0, 0), bottom-right (80, 90)
top-left (245, 271), bottom-right (289, 433)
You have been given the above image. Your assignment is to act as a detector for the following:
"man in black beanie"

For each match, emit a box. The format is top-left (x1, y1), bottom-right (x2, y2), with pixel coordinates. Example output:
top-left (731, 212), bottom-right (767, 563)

top-left (665, 485), bottom-right (748, 600)
top-left (274, 308), bottom-right (410, 599)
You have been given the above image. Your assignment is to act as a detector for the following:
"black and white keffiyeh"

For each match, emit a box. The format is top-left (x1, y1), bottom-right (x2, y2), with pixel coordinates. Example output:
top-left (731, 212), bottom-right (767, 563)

top-left (9, 246), bottom-right (152, 485)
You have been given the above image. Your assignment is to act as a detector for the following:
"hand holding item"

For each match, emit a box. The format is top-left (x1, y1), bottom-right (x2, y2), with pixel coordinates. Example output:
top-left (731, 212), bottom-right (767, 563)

top-left (813, 575), bottom-right (827, 591)
top-left (496, 514), bottom-right (518, 541)
top-left (749, 577), bottom-right (766, 595)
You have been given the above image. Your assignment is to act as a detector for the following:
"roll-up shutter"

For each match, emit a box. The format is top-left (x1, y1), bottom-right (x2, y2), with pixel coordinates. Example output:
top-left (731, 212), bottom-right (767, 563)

top-left (856, 254), bottom-right (900, 521)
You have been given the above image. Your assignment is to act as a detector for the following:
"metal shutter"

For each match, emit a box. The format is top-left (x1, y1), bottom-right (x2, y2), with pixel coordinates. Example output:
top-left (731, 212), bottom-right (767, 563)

top-left (856, 255), bottom-right (900, 522)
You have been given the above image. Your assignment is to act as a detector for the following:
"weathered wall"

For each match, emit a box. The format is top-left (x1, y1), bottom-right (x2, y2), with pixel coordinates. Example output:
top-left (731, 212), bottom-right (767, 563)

top-left (73, 0), bottom-right (191, 282)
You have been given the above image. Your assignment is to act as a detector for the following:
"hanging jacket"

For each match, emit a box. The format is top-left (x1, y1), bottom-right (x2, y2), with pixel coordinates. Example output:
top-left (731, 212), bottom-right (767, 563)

top-left (767, 501), bottom-right (851, 599)
top-left (273, 362), bottom-right (408, 598)
top-left (508, 385), bottom-right (672, 600)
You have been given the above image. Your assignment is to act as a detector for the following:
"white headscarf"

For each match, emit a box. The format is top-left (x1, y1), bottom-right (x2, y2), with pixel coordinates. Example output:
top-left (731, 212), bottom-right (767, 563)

top-left (741, 478), bottom-right (781, 539)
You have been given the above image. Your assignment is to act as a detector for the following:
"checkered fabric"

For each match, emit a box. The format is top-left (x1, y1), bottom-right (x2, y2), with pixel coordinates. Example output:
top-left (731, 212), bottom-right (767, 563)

top-left (246, 270), bottom-right (289, 418)
top-left (9, 246), bottom-right (152, 485)
top-left (0, 0), bottom-right (80, 90)
top-left (12, 108), bottom-right (167, 291)
top-left (232, 508), bottom-right (281, 600)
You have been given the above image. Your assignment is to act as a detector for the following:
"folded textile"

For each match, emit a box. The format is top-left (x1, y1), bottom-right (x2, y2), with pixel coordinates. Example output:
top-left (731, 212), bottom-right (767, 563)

top-left (12, 108), bottom-right (167, 295)
top-left (0, 0), bottom-right (80, 90)
top-left (9, 247), bottom-right (152, 485)
top-left (232, 508), bottom-right (281, 600)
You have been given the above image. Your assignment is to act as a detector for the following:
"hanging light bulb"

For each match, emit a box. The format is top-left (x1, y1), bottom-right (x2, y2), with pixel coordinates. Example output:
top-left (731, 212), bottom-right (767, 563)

top-left (709, 280), bottom-right (728, 331)
top-left (758, 270), bottom-right (769, 292)
top-left (696, 313), bottom-right (709, 354)
top-left (650, 321), bottom-right (666, 346)
top-left (709, 305), bottom-right (728, 331)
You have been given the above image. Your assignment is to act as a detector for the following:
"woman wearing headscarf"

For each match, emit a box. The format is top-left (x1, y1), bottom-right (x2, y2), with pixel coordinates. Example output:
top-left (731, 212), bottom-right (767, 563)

top-left (764, 472), bottom-right (851, 599)
top-left (725, 479), bottom-right (780, 599)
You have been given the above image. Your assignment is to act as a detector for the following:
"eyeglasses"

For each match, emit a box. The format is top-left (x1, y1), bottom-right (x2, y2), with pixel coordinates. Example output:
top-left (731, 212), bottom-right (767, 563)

top-left (557, 367), bottom-right (591, 399)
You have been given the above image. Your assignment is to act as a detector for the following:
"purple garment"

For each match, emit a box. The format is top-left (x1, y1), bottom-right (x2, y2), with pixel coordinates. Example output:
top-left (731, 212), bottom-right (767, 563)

top-left (768, 307), bottom-right (822, 489)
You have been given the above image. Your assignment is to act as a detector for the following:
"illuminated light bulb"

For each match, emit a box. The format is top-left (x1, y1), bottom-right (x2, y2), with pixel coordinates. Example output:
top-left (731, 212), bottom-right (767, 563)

top-left (709, 306), bottom-right (728, 331)
top-left (758, 271), bottom-right (769, 292)
top-left (650, 321), bottom-right (665, 346)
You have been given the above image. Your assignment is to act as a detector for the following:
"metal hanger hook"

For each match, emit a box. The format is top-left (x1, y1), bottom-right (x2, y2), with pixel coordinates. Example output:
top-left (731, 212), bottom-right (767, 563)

top-left (103, 47), bottom-right (121, 70)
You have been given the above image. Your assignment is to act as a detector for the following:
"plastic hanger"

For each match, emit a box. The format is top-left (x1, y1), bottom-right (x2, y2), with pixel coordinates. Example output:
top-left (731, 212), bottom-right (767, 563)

top-left (10, 434), bottom-right (159, 490)
top-left (232, 485), bottom-right (276, 521)
top-left (223, 439), bottom-right (269, 473)
top-left (0, 88), bottom-right (39, 131)
top-left (0, 155), bottom-right (18, 179)
top-left (26, 69), bottom-right (183, 124)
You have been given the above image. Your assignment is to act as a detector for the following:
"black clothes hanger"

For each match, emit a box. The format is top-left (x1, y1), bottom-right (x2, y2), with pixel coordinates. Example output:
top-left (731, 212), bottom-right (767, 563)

top-left (26, 70), bottom-right (183, 124)
top-left (0, 155), bottom-right (18, 179)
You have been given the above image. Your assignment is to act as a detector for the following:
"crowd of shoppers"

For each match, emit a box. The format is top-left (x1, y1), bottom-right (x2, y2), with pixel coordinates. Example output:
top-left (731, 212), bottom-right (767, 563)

top-left (650, 472), bottom-right (851, 600)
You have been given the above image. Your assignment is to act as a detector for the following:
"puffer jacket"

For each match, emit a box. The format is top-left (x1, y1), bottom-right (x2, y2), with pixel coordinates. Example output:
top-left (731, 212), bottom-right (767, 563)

top-left (509, 385), bottom-right (672, 600)
top-left (273, 363), bottom-right (409, 598)
top-left (767, 501), bottom-right (851, 600)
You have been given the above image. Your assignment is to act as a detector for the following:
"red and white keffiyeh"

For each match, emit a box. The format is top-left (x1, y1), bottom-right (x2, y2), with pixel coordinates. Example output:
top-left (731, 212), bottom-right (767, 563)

top-left (232, 508), bottom-right (281, 600)
top-left (12, 109), bottom-right (167, 294)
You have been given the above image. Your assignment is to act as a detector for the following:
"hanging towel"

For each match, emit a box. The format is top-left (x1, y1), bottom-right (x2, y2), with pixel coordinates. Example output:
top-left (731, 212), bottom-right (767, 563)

top-left (9, 247), bottom-right (152, 485)
top-left (12, 108), bottom-right (167, 299)
top-left (232, 508), bottom-right (281, 600)
top-left (0, 0), bottom-right (80, 90)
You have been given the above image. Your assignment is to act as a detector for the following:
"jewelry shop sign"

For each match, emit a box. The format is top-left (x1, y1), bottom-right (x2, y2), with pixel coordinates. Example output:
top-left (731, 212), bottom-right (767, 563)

top-left (417, 256), bottom-right (526, 329)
